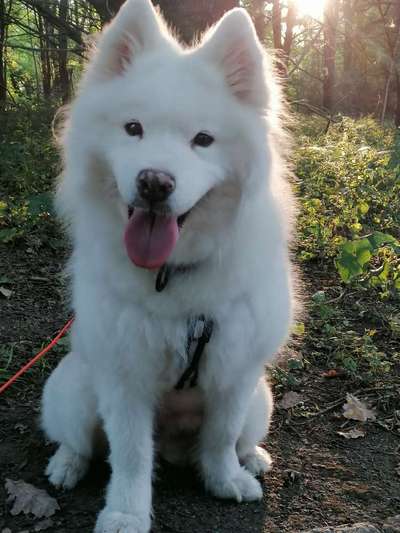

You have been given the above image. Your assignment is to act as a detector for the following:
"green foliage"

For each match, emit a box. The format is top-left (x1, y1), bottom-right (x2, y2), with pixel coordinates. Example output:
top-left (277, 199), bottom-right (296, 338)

top-left (294, 116), bottom-right (400, 296)
top-left (335, 232), bottom-right (400, 294)
top-left (0, 107), bottom-right (60, 243)
top-left (271, 365), bottom-right (301, 390)
top-left (0, 106), bottom-right (59, 193)
top-left (281, 116), bottom-right (400, 383)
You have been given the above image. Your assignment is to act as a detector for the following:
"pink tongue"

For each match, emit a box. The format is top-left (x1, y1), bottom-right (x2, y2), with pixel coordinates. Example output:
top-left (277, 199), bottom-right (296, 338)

top-left (124, 208), bottom-right (179, 269)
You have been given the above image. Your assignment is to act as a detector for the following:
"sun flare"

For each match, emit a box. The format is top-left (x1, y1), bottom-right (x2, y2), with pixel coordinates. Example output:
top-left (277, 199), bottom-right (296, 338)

top-left (295, 0), bottom-right (326, 20)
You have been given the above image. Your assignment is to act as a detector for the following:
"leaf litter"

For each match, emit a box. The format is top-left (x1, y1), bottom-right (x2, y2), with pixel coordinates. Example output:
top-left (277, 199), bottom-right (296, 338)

top-left (5, 478), bottom-right (60, 518)
top-left (337, 428), bottom-right (366, 439)
top-left (0, 286), bottom-right (12, 298)
top-left (279, 391), bottom-right (304, 409)
top-left (342, 393), bottom-right (376, 422)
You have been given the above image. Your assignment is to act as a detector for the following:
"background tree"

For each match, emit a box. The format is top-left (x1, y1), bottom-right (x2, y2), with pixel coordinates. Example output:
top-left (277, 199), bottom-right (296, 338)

top-left (0, 0), bottom-right (11, 104)
top-left (322, 0), bottom-right (338, 111)
top-left (57, 0), bottom-right (70, 103)
top-left (154, 0), bottom-right (239, 43)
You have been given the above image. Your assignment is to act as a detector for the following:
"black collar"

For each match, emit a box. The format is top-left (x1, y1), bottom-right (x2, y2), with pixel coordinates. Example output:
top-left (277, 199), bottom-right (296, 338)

top-left (155, 263), bottom-right (198, 292)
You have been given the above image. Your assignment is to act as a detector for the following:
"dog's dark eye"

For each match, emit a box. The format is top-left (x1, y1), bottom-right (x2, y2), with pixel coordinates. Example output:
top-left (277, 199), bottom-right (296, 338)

top-left (192, 131), bottom-right (214, 148)
top-left (124, 121), bottom-right (143, 137)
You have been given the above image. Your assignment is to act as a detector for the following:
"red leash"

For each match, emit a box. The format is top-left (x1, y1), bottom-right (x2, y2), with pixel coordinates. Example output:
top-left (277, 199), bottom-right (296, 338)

top-left (0, 318), bottom-right (74, 395)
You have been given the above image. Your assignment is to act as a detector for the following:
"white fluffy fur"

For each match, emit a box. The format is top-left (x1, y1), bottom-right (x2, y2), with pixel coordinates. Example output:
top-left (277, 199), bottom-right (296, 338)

top-left (41, 1), bottom-right (295, 532)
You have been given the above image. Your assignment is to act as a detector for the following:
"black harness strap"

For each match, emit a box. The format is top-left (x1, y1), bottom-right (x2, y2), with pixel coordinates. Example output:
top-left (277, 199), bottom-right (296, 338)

top-left (155, 264), bottom-right (171, 292)
top-left (155, 265), bottom-right (214, 390)
top-left (155, 262), bottom-right (199, 293)
top-left (175, 316), bottom-right (214, 390)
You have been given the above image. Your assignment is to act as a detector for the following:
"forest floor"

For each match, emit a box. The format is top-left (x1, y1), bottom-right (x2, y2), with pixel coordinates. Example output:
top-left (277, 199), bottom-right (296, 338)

top-left (0, 243), bottom-right (399, 533)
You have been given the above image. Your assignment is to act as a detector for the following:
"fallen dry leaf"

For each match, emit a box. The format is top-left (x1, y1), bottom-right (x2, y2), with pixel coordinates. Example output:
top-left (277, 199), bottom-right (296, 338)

top-left (279, 391), bottom-right (304, 409)
top-left (337, 428), bottom-right (366, 439)
top-left (0, 286), bottom-right (12, 299)
top-left (395, 463), bottom-right (400, 477)
top-left (5, 479), bottom-right (60, 518)
top-left (342, 393), bottom-right (376, 422)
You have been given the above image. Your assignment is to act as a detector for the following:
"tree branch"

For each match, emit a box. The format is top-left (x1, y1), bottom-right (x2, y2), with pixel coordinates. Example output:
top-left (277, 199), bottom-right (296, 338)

top-left (7, 42), bottom-right (85, 57)
top-left (21, 0), bottom-right (85, 45)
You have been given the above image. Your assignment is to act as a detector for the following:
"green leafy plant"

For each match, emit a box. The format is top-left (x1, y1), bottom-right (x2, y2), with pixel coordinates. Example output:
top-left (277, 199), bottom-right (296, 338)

top-left (0, 107), bottom-right (60, 243)
top-left (335, 232), bottom-right (400, 290)
top-left (294, 116), bottom-right (400, 296)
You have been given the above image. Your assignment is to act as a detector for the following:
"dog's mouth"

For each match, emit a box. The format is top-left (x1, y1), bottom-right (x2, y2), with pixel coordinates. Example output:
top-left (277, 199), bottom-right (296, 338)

top-left (124, 206), bottom-right (191, 270)
top-left (127, 205), bottom-right (189, 227)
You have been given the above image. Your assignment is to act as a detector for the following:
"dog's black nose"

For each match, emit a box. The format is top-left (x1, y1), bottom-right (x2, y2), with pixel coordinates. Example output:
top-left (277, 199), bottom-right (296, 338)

top-left (137, 169), bottom-right (175, 204)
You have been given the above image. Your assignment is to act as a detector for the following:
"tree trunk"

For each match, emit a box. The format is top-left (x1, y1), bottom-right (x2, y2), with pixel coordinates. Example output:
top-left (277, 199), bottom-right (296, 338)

top-left (154, 0), bottom-right (239, 44)
top-left (271, 0), bottom-right (296, 76)
top-left (322, 0), bottom-right (338, 111)
top-left (283, 0), bottom-right (297, 63)
top-left (272, 0), bottom-right (282, 49)
top-left (0, 0), bottom-right (7, 104)
top-left (342, 0), bottom-right (356, 112)
top-left (36, 12), bottom-right (52, 98)
top-left (390, 0), bottom-right (400, 125)
top-left (58, 0), bottom-right (70, 103)
top-left (394, 73), bottom-right (400, 126)
top-left (248, 0), bottom-right (267, 43)
top-left (343, 0), bottom-right (353, 78)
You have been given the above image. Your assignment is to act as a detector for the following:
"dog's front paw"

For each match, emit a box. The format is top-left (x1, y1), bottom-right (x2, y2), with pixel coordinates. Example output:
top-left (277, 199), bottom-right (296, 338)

top-left (240, 446), bottom-right (272, 477)
top-left (46, 444), bottom-right (88, 489)
top-left (95, 510), bottom-right (149, 533)
top-left (206, 466), bottom-right (263, 503)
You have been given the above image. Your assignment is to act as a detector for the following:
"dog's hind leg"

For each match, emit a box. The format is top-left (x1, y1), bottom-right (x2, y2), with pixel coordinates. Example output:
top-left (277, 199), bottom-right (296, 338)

top-left (41, 352), bottom-right (98, 489)
top-left (236, 377), bottom-right (273, 477)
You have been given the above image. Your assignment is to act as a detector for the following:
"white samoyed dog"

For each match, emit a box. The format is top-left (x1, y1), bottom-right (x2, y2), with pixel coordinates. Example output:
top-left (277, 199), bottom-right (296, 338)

top-left (41, 0), bottom-right (295, 531)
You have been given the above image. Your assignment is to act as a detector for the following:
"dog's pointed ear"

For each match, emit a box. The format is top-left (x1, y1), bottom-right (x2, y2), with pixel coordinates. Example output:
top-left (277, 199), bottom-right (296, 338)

top-left (197, 9), bottom-right (267, 107)
top-left (91, 0), bottom-right (169, 80)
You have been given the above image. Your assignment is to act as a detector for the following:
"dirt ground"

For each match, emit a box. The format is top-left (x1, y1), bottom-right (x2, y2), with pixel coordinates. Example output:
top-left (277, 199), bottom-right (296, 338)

top-left (1, 245), bottom-right (399, 533)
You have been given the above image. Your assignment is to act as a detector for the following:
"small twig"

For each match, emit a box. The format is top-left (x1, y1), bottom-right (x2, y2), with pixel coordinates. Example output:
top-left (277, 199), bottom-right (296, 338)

top-left (287, 57), bottom-right (323, 83)
top-left (291, 397), bottom-right (345, 425)
top-left (374, 420), bottom-right (400, 438)
top-left (291, 99), bottom-right (339, 121)
top-left (326, 290), bottom-right (348, 304)
top-left (291, 384), bottom-right (399, 425)
top-left (288, 26), bottom-right (323, 77)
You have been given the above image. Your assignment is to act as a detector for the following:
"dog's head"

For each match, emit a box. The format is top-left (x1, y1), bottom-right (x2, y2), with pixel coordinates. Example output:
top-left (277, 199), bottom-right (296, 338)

top-left (63, 0), bottom-right (281, 270)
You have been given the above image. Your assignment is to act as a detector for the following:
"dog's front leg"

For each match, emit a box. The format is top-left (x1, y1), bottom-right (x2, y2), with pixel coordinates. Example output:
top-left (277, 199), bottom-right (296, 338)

top-left (199, 374), bottom-right (263, 503)
top-left (95, 387), bottom-right (154, 533)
